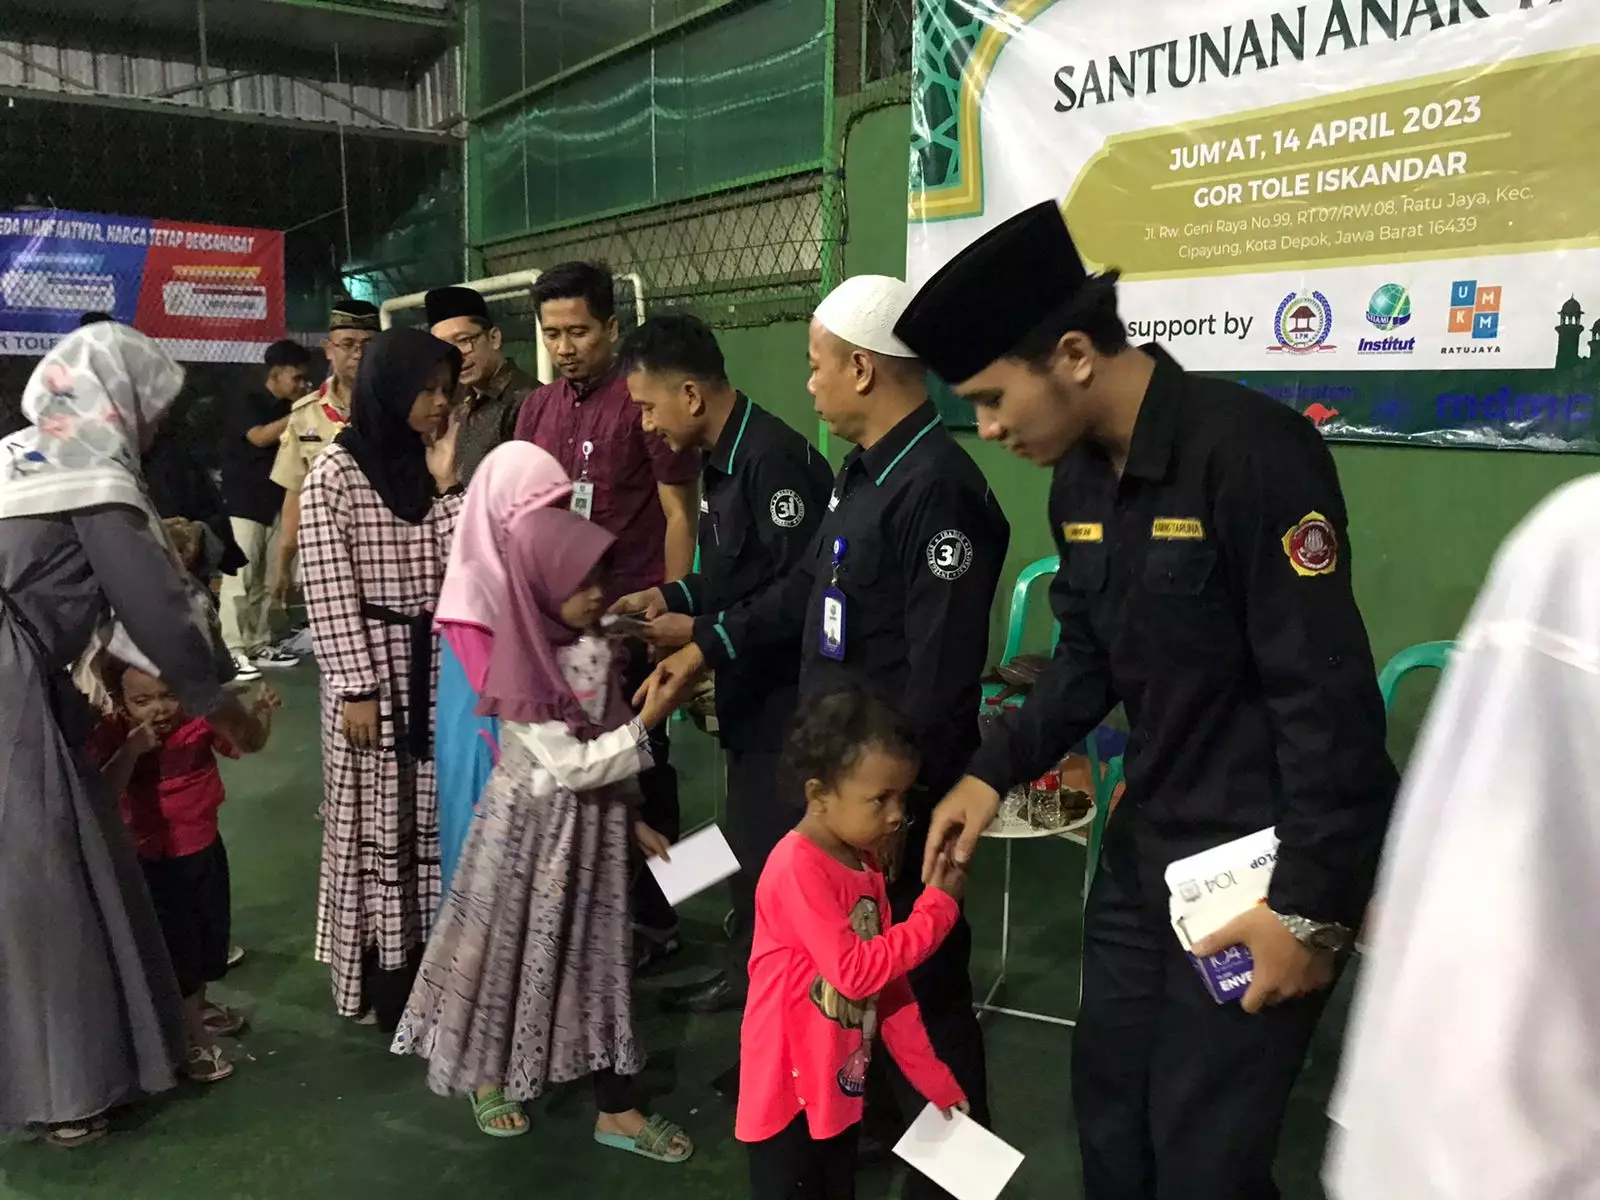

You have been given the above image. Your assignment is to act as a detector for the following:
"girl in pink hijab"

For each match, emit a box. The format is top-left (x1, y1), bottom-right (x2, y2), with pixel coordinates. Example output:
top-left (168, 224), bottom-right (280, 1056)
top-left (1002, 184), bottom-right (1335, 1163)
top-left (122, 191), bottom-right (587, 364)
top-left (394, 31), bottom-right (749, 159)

top-left (433, 443), bottom-right (572, 892)
top-left (394, 504), bottom-right (692, 1160)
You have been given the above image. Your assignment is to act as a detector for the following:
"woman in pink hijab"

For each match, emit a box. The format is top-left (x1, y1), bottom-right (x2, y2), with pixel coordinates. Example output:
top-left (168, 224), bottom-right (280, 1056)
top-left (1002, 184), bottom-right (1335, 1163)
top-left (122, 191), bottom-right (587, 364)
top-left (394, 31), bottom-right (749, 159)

top-left (433, 442), bottom-right (571, 892)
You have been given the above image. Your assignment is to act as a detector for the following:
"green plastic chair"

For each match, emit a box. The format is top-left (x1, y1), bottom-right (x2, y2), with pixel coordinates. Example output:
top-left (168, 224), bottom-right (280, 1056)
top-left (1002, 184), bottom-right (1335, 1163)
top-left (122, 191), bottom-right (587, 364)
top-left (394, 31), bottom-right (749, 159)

top-left (999, 555), bottom-right (1061, 666)
top-left (1378, 641), bottom-right (1454, 713)
top-left (983, 556), bottom-right (1061, 707)
top-left (1080, 730), bottom-right (1121, 905)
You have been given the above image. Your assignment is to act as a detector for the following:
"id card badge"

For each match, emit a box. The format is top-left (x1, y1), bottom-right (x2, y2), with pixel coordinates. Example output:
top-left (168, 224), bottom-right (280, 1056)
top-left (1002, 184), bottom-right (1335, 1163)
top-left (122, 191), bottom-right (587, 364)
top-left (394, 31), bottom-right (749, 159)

top-left (570, 480), bottom-right (595, 520)
top-left (818, 536), bottom-right (848, 661)
top-left (571, 440), bottom-right (596, 519)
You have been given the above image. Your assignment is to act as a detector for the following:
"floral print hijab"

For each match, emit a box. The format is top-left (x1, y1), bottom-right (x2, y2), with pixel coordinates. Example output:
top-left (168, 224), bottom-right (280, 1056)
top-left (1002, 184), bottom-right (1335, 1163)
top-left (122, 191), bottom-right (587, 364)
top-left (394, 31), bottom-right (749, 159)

top-left (0, 321), bottom-right (185, 525)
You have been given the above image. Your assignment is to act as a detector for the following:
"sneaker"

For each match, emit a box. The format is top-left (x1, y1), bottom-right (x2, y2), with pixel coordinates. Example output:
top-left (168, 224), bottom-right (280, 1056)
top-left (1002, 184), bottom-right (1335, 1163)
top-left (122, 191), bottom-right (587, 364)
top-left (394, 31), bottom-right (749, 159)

top-left (252, 645), bottom-right (299, 670)
top-left (231, 654), bottom-right (262, 683)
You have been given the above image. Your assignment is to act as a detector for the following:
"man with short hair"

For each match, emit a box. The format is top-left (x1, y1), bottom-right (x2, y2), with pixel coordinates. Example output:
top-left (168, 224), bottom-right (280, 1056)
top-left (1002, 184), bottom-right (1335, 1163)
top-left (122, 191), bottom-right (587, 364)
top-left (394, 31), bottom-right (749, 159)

top-left (424, 285), bottom-right (535, 485)
top-left (218, 338), bottom-right (311, 679)
top-left (612, 313), bottom-right (832, 1015)
top-left (638, 276), bottom-right (1009, 1183)
top-left (514, 261), bottom-right (700, 961)
top-left (902, 201), bottom-right (1398, 1200)
top-left (267, 299), bottom-right (378, 607)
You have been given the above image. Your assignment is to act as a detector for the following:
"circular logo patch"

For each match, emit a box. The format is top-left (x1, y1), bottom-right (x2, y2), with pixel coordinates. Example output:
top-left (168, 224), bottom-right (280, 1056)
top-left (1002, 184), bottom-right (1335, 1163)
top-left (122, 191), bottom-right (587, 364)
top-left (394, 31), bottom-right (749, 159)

top-left (926, 529), bottom-right (974, 581)
top-left (769, 488), bottom-right (804, 528)
top-left (1282, 511), bottom-right (1338, 577)
top-left (1271, 290), bottom-right (1335, 354)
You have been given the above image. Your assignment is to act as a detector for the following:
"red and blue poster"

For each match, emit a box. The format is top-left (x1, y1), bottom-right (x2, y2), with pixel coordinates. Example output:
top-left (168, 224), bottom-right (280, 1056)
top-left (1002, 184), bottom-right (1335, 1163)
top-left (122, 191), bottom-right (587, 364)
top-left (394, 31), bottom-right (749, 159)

top-left (0, 209), bottom-right (284, 362)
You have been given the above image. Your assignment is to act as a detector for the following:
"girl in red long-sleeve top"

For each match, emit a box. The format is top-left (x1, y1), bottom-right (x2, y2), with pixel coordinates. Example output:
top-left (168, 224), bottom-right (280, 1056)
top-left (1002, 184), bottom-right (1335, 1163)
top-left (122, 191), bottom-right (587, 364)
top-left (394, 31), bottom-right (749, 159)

top-left (738, 689), bottom-right (969, 1199)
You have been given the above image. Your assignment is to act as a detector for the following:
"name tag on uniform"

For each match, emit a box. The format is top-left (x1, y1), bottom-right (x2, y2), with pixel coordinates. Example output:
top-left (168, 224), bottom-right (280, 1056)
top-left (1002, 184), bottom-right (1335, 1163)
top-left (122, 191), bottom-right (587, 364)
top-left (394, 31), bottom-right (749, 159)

top-left (819, 536), bottom-right (848, 660)
top-left (1152, 518), bottom-right (1205, 541)
top-left (570, 480), bottom-right (595, 520)
top-left (1061, 522), bottom-right (1103, 543)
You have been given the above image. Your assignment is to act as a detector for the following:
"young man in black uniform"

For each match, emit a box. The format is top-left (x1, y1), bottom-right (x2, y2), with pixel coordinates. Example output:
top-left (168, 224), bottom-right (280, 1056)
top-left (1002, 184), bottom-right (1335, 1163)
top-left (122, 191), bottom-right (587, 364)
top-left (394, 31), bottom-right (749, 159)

top-left (900, 201), bottom-right (1399, 1200)
top-left (638, 276), bottom-right (1009, 1176)
top-left (611, 313), bottom-right (832, 1015)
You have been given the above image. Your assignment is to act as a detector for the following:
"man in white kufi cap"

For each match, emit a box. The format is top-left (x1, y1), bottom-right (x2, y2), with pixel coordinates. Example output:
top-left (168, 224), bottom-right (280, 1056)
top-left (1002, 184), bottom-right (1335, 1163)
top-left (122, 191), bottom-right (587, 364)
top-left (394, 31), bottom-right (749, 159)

top-left (637, 277), bottom-right (1010, 1192)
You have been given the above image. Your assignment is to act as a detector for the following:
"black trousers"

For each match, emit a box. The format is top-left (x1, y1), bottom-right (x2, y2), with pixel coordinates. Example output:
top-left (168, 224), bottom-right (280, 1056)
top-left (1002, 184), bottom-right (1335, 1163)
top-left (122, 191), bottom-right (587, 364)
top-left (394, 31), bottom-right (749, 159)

top-left (748, 1112), bottom-right (860, 1200)
top-left (622, 643), bottom-right (681, 933)
top-left (593, 1067), bottom-right (633, 1114)
top-left (878, 808), bottom-right (991, 1200)
top-left (1074, 843), bottom-right (1332, 1200)
top-left (725, 747), bottom-right (802, 989)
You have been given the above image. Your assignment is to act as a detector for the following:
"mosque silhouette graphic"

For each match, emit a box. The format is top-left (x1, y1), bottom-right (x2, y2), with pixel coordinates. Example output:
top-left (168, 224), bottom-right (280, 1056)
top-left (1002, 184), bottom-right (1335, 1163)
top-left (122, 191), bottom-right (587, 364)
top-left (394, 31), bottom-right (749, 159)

top-left (1555, 296), bottom-right (1600, 374)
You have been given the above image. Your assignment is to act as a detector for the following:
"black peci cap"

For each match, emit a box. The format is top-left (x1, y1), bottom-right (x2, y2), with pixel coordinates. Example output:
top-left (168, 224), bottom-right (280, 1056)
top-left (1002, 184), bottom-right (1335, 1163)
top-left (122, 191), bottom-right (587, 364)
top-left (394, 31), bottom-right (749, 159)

top-left (424, 285), bottom-right (490, 327)
top-left (895, 200), bottom-right (1090, 384)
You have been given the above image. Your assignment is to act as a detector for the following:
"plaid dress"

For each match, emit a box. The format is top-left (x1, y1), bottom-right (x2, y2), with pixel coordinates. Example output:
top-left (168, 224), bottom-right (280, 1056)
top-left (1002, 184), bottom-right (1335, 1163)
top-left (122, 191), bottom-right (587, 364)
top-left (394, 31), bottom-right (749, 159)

top-left (301, 444), bottom-right (462, 1017)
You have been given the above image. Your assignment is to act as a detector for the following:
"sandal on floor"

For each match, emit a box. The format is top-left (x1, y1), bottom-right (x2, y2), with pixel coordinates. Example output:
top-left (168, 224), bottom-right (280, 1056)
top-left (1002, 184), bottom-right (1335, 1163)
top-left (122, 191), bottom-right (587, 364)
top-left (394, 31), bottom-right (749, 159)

top-left (44, 1115), bottom-right (109, 1148)
top-left (470, 1087), bottom-right (529, 1138)
top-left (202, 1002), bottom-right (248, 1038)
top-left (594, 1114), bottom-right (694, 1164)
top-left (183, 1043), bottom-right (235, 1084)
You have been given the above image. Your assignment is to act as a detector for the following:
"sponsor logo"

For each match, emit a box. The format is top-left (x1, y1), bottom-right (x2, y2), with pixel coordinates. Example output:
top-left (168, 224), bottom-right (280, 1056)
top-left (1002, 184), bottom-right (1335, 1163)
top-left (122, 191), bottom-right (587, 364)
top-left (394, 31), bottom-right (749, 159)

top-left (1365, 283), bottom-right (1413, 331)
top-left (1268, 290), bottom-right (1335, 354)
top-left (926, 529), bottom-right (974, 581)
top-left (1302, 402), bottom-right (1340, 428)
top-left (1282, 512), bottom-right (1339, 577)
top-left (1151, 518), bottom-right (1205, 541)
top-left (1360, 283), bottom-right (1416, 354)
top-left (769, 488), bottom-right (804, 528)
top-left (1060, 522), bottom-right (1103, 543)
top-left (1446, 280), bottom-right (1501, 347)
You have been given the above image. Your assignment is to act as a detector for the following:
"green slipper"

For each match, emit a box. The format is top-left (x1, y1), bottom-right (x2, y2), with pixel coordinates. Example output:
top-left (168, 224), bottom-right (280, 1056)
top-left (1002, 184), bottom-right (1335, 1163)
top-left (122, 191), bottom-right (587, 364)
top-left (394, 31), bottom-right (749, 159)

top-left (594, 1113), bottom-right (694, 1163)
top-left (470, 1087), bottom-right (528, 1138)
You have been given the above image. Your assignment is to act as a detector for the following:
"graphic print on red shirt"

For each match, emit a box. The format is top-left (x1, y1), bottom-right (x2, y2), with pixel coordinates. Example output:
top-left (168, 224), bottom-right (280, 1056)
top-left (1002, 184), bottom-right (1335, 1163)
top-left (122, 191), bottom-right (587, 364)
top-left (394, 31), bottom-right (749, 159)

top-left (810, 896), bottom-right (883, 1098)
top-left (88, 714), bottom-right (240, 859)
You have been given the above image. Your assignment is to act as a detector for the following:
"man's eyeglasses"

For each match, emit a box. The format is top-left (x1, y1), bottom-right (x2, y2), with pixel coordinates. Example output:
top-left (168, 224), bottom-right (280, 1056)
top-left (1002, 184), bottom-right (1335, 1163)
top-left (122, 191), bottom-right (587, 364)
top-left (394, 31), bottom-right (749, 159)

top-left (447, 330), bottom-right (488, 353)
top-left (328, 337), bottom-right (371, 354)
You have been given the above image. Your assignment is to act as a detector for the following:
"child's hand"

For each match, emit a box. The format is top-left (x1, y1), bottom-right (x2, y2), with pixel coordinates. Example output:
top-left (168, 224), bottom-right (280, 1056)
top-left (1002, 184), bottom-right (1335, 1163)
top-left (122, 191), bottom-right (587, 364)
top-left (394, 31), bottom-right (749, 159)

top-left (927, 847), bottom-right (967, 904)
top-left (124, 721), bottom-right (162, 757)
top-left (941, 1099), bottom-right (971, 1122)
top-left (633, 821), bottom-right (672, 862)
top-left (250, 686), bottom-right (282, 715)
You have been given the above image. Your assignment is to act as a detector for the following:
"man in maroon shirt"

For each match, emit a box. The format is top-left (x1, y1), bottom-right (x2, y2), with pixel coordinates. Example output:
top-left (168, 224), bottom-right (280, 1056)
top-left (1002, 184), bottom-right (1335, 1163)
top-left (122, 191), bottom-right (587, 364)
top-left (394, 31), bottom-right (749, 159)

top-left (514, 261), bottom-right (700, 955)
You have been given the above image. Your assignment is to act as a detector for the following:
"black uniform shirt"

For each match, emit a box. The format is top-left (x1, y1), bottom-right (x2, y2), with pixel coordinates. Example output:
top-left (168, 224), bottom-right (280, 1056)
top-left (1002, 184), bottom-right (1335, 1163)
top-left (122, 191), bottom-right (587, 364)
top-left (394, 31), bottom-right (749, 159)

top-left (968, 346), bottom-right (1398, 926)
top-left (692, 401), bottom-right (1010, 798)
top-left (662, 393), bottom-right (832, 751)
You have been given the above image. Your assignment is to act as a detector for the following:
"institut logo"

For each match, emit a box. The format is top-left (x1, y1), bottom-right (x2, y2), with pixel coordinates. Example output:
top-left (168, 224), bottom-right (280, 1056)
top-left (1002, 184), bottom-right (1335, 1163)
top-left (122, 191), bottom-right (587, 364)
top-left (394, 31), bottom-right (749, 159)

top-left (1359, 283), bottom-right (1415, 355)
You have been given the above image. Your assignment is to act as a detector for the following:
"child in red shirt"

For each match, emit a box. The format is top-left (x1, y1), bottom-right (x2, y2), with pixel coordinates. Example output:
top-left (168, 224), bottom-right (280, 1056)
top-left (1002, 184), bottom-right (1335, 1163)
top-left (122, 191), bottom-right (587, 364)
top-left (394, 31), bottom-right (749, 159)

top-left (738, 690), bottom-right (969, 1199)
top-left (89, 661), bottom-right (278, 1085)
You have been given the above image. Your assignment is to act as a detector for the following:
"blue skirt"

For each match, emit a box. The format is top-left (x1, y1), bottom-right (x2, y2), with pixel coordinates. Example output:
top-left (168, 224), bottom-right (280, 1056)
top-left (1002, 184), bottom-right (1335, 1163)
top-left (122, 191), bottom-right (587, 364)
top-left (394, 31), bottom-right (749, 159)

top-left (434, 640), bottom-right (498, 901)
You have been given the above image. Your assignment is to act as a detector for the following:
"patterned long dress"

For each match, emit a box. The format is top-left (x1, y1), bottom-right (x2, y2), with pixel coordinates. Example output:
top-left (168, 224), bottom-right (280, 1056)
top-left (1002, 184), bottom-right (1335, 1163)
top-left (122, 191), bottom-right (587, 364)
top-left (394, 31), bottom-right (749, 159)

top-left (392, 637), bottom-right (650, 1100)
top-left (300, 443), bottom-right (462, 1019)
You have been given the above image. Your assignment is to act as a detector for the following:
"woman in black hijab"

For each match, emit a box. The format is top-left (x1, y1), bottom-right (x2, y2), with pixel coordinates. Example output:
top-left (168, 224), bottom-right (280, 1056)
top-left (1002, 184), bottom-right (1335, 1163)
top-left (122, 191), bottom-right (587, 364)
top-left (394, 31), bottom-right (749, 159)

top-left (298, 327), bottom-right (465, 1030)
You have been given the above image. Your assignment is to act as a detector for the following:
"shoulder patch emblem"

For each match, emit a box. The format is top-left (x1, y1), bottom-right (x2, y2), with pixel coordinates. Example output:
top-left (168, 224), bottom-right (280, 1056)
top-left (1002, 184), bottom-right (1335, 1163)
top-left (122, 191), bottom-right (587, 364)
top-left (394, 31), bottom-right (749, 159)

top-left (769, 488), bottom-right (804, 528)
top-left (927, 529), bottom-right (974, 581)
top-left (1283, 511), bottom-right (1338, 577)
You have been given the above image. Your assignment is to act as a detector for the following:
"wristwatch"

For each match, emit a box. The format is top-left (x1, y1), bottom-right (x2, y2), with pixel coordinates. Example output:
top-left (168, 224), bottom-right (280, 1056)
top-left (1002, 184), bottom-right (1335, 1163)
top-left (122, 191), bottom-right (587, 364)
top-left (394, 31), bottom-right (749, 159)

top-left (1273, 911), bottom-right (1351, 954)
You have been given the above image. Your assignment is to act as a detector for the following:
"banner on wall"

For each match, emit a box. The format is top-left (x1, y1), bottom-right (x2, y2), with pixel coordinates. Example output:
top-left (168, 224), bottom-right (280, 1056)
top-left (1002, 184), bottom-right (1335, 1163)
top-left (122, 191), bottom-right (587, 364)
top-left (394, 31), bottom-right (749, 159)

top-left (0, 209), bottom-right (285, 363)
top-left (907, 0), bottom-right (1600, 452)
